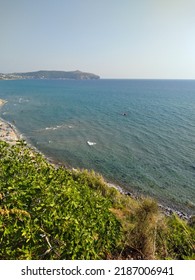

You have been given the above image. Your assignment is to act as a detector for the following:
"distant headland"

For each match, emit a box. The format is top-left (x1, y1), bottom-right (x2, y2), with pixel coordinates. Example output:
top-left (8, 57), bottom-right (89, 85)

top-left (0, 70), bottom-right (100, 80)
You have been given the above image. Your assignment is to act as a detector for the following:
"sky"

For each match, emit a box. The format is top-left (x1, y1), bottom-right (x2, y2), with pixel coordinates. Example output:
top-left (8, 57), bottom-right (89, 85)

top-left (1, 0), bottom-right (195, 79)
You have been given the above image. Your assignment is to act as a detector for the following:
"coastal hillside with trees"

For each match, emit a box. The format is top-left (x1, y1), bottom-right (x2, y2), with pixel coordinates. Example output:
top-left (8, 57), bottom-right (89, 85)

top-left (0, 140), bottom-right (194, 260)
top-left (0, 70), bottom-right (100, 80)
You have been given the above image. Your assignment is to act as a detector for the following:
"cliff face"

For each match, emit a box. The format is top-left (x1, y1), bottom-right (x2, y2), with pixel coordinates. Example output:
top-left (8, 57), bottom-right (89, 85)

top-left (0, 70), bottom-right (100, 80)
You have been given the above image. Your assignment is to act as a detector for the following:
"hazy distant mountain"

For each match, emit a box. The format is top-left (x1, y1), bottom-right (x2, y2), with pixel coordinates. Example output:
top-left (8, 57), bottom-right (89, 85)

top-left (0, 70), bottom-right (100, 80)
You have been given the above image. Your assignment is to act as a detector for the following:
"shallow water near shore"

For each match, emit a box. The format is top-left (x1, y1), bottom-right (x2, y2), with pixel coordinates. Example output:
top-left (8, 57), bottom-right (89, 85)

top-left (0, 79), bottom-right (195, 215)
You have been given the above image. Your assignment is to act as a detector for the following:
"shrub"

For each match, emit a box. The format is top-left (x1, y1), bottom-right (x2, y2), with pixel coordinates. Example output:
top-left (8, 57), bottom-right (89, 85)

top-left (128, 197), bottom-right (160, 259)
top-left (163, 215), bottom-right (195, 260)
top-left (0, 141), bottom-right (121, 259)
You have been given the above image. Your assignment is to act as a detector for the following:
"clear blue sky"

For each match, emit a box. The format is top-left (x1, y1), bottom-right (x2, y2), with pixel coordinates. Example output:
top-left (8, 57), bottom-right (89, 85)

top-left (1, 0), bottom-right (195, 79)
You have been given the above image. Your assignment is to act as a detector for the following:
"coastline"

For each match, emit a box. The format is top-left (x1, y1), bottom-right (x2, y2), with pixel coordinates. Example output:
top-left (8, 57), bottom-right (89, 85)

top-left (0, 98), bottom-right (191, 220)
top-left (107, 182), bottom-right (190, 220)
top-left (0, 99), bottom-right (22, 144)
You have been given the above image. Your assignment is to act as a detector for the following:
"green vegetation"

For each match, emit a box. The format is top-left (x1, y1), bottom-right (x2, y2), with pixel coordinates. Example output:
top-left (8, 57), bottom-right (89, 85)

top-left (0, 140), bottom-right (194, 259)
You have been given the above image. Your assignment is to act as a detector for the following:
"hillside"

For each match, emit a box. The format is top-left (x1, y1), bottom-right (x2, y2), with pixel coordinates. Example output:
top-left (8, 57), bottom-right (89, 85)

top-left (0, 140), bottom-right (194, 260)
top-left (0, 70), bottom-right (100, 80)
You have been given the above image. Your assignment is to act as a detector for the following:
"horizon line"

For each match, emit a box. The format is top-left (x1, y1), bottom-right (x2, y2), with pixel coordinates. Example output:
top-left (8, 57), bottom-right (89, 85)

top-left (1, 70), bottom-right (195, 81)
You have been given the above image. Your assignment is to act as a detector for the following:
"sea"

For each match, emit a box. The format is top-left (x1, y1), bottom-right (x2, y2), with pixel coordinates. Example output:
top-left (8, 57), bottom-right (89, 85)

top-left (0, 79), bottom-right (195, 216)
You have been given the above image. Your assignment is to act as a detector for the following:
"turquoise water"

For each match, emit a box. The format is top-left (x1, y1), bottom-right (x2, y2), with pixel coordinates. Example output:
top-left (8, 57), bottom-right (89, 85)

top-left (0, 79), bottom-right (195, 215)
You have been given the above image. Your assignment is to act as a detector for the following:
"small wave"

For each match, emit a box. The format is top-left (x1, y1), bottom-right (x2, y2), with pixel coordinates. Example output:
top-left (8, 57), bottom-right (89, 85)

top-left (45, 127), bottom-right (53, 130)
top-left (87, 141), bottom-right (96, 146)
top-left (45, 126), bottom-right (57, 131)
top-left (19, 98), bottom-right (29, 103)
top-left (44, 122), bottom-right (76, 131)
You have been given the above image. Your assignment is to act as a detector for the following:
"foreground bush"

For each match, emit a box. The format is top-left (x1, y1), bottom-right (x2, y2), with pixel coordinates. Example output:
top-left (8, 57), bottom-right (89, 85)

top-left (157, 215), bottom-right (195, 260)
top-left (0, 141), bottom-right (121, 259)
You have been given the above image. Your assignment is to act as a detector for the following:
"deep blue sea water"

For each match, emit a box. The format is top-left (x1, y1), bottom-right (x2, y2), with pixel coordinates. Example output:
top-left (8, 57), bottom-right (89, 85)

top-left (0, 79), bottom-right (195, 215)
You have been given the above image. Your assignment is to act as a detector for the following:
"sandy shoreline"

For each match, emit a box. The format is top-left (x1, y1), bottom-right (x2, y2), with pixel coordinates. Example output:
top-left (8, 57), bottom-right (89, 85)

top-left (0, 99), bottom-right (21, 144)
